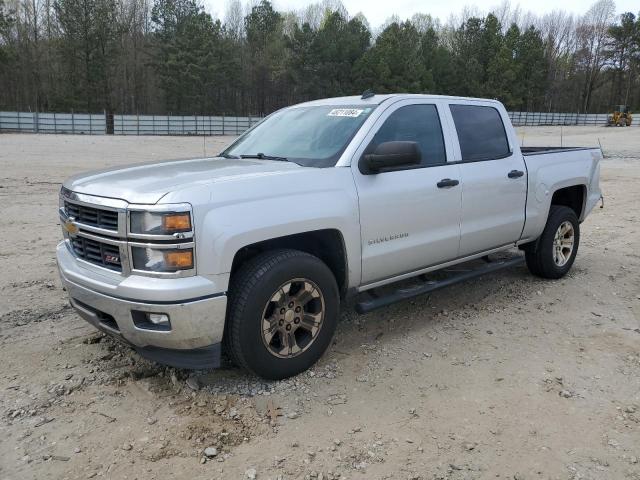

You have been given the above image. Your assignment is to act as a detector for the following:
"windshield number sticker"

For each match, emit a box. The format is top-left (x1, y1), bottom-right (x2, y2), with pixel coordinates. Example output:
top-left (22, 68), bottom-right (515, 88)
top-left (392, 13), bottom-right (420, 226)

top-left (328, 109), bottom-right (364, 118)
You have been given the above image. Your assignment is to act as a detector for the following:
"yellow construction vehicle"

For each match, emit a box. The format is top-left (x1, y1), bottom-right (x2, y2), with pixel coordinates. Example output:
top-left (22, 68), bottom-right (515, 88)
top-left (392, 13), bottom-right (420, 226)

top-left (607, 105), bottom-right (632, 126)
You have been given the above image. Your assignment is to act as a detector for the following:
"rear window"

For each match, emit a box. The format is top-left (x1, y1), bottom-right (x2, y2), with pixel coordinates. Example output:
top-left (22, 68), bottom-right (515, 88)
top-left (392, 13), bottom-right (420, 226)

top-left (450, 105), bottom-right (510, 161)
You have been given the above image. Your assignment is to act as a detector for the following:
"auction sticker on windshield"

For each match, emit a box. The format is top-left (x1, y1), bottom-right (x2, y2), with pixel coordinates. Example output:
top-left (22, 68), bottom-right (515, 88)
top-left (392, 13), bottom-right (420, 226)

top-left (327, 108), bottom-right (364, 117)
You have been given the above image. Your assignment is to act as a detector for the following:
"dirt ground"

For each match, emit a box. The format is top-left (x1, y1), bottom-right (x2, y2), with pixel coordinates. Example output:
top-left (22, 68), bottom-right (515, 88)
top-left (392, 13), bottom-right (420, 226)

top-left (0, 126), bottom-right (639, 480)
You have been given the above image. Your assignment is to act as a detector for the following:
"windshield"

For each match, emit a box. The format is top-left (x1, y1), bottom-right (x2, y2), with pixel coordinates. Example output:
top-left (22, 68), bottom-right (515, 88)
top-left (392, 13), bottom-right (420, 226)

top-left (221, 105), bottom-right (376, 167)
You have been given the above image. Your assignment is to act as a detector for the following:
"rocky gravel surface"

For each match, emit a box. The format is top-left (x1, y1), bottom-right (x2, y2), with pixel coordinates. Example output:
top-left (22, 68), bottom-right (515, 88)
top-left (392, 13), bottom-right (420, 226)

top-left (0, 127), bottom-right (639, 479)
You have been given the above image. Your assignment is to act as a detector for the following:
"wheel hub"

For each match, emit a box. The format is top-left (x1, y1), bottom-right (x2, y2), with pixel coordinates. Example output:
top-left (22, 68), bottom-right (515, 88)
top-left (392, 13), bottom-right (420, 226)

top-left (552, 221), bottom-right (575, 267)
top-left (261, 279), bottom-right (325, 358)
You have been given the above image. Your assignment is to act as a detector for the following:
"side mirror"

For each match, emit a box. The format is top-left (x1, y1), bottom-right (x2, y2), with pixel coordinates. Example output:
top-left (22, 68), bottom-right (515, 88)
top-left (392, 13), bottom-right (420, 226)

top-left (359, 141), bottom-right (421, 174)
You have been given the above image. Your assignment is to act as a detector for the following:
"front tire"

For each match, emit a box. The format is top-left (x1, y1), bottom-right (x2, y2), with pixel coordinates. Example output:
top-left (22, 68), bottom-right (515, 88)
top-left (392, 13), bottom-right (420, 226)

top-left (225, 249), bottom-right (339, 380)
top-left (525, 205), bottom-right (580, 279)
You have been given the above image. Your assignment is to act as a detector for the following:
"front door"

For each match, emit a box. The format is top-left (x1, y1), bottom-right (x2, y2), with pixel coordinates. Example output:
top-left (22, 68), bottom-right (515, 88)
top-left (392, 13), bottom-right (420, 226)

top-left (352, 101), bottom-right (463, 286)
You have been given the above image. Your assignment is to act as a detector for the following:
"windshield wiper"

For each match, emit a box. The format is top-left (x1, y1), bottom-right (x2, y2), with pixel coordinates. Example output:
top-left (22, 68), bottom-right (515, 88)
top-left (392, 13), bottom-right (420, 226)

top-left (240, 153), bottom-right (289, 161)
top-left (219, 152), bottom-right (239, 159)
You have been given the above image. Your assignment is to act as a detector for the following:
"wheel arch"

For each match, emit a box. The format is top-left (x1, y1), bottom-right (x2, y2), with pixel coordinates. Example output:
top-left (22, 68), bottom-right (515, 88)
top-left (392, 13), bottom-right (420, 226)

top-left (550, 184), bottom-right (586, 220)
top-left (229, 229), bottom-right (350, 298)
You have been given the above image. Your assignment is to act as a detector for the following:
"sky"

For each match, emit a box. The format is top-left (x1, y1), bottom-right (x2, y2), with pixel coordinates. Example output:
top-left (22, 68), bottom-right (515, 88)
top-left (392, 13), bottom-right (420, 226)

top-left (205, 0), bottom-right (639, 28)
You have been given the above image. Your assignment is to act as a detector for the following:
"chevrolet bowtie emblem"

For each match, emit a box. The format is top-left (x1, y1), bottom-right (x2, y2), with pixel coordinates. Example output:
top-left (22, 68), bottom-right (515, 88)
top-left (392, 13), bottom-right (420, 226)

top-left (64, 217), bottom-right (79, 235)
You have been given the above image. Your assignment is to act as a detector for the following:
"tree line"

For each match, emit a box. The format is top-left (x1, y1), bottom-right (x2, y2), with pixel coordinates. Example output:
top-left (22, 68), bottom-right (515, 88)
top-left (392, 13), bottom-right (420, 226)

top-left (0, 0), bottom-right (638, 115)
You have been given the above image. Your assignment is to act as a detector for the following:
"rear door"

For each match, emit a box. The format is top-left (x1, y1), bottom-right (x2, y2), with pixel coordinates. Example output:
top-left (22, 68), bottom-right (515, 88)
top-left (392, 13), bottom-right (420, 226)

top-left (447, 103), bottom-right (527, 256)
top-left (352, 99), bottom-right (462, 285)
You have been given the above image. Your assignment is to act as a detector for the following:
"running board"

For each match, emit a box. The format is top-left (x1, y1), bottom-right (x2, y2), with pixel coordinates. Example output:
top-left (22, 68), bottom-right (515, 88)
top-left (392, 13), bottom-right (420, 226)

top-left (355, 255), bottom-right (525, 314)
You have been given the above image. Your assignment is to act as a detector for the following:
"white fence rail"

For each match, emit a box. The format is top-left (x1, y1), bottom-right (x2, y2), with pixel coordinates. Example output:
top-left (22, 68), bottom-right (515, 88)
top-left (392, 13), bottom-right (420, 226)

top-left (113, 114), bottom-right (261, 135)
top-left (0, 112), bottom-right (263, 135)
top-left (507, 111), bottom-right (634, 126)
top-left (0, 111), bottom-right (106, 134)
top-left (0, 110), bottom-right (636, 134)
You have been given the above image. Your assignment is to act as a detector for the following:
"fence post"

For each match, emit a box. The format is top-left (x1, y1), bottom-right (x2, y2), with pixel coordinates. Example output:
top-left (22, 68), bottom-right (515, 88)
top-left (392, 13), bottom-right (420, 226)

top-left (53, 113), bottom-right (57, 134)
top-left (104, 109), bottom-right (108, 134)
top-left (222, 114), bottom-right (225, 135)
top-left (89, 113), bottom-right (92, 134)
top-left (71, 110), bottom-right (75, 134)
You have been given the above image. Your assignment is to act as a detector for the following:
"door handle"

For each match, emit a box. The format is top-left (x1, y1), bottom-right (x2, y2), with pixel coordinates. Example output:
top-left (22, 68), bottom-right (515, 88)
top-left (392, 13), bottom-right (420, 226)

top-left (437, 178), bottom-right (460, 188)
top-left (508, 170), bottom-right (524, 178)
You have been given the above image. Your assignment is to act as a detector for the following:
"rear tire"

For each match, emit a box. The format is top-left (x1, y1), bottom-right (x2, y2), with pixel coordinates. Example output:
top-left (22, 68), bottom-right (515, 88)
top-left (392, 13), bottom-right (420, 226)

top-left (224, 249), bottom-right (339, 380)
top-left (525, 205), bottom-right (580, 279)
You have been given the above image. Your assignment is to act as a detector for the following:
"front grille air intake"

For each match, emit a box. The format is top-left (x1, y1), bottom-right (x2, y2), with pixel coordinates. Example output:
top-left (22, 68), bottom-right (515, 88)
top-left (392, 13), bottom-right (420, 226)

top-left (65, 201), bottom-right (118, 231)
top-left (69, 236), bottom-right (122, 272)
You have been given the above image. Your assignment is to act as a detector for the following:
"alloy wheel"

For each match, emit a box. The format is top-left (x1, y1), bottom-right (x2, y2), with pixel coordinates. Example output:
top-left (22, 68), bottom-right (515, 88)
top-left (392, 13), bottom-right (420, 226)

top-left (552, 221), bottom-right (575, 267)
top-left (260, 279), bottom-right (325, 358)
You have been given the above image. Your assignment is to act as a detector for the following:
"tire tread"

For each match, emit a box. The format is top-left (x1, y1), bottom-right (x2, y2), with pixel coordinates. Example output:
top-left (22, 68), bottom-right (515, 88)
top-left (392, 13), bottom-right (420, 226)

top-left (525, 205), bottom-right (579, 279)
top-left (224, 249), bottom-right (323, 376)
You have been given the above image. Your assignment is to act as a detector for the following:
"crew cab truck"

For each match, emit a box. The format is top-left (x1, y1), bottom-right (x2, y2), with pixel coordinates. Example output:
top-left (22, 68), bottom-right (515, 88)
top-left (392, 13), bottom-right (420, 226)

top-left (57, 94), bottom-right (602, 379)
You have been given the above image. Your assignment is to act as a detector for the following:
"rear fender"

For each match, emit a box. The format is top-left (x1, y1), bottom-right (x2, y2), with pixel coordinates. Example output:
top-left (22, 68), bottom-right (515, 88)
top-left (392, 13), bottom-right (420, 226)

top-left (520, 149), bottom-right (600, 241)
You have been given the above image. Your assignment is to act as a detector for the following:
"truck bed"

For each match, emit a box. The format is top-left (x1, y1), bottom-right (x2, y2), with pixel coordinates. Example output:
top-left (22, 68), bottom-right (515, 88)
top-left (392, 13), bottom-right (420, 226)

top-left (519, 145), bottom-right (602, 243)
top-left (521, 146), bottom-right (597, 156)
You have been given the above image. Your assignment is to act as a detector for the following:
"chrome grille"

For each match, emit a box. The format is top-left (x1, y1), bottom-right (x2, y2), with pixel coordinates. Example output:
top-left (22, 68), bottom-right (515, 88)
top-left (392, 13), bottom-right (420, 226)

top-left (65, 201), bottom-right (119, 231)
top-left (69, 236), bottom-right (122, 272)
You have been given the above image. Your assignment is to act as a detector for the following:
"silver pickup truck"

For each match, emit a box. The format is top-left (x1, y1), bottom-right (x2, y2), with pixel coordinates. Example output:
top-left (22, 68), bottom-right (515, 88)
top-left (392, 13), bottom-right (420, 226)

top-left (57, 94), bottom-right (602, 379)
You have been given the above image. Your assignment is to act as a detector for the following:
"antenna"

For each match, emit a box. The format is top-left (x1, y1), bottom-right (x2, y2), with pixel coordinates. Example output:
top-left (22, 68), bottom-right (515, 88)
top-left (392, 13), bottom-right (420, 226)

top-left (597, 137), bottom-right (603, 157)
top-left (361, 89), bottom-right (375, 100)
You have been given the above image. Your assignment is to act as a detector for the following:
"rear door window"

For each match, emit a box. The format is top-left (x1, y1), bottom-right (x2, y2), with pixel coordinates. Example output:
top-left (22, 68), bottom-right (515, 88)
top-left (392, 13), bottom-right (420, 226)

top-left (450, 105), bottom-right (510, 161)
top-left (368, 104), bottom-right (446, 167)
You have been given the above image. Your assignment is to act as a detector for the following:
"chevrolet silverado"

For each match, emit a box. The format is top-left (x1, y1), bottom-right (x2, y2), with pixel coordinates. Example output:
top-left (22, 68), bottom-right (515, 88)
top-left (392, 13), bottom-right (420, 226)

top-left (57, 94), bottom-right (602, 379)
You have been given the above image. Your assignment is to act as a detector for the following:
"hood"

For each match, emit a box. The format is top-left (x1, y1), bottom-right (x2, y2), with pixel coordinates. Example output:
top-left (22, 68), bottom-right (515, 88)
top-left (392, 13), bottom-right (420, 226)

top-left (64, 157), bottom-right (301, 204)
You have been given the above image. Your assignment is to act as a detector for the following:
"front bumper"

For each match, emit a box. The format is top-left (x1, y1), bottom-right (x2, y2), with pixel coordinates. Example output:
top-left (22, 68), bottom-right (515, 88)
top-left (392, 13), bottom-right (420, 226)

top-left (57, 241), bottom-right (227, 369)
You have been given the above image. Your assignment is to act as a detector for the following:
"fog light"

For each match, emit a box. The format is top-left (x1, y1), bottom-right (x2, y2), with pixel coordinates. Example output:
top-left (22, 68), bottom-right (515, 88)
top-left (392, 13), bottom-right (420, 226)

top-left (132, 310), bottom-right (171, 331)
top-left (147, 313), bottom-right (169, 325)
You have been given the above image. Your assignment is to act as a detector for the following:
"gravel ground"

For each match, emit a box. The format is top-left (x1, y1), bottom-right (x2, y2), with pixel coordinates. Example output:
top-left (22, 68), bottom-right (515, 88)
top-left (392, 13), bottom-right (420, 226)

top-left (0, 127), bottom-right (639, 480)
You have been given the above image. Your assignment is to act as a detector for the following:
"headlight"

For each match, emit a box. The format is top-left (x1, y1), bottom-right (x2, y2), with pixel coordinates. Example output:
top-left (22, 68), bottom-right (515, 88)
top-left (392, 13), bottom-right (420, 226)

top-left (130, 211), bottom-right (192, 235)
top-left (131, 247), bottom-right (194, 272)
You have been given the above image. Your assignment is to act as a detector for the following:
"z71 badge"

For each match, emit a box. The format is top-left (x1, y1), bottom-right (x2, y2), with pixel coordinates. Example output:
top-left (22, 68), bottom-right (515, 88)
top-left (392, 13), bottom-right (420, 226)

top-left (103, 254), bottom-right (120, 264)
